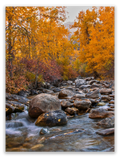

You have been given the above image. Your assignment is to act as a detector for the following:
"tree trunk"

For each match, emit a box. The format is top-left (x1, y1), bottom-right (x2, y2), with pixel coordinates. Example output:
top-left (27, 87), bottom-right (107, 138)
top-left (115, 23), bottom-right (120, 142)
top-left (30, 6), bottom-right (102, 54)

top-left (8, 15), bottom-right (13, 78)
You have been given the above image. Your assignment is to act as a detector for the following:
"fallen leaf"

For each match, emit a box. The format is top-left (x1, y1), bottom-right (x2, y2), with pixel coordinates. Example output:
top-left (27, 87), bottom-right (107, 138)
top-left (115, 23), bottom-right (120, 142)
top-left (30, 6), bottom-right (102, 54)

top-left (58, 119), bottom-right (61, 122)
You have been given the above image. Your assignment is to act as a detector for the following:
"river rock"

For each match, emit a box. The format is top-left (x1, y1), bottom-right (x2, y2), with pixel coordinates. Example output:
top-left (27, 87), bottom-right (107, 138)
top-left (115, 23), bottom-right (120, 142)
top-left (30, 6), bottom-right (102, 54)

top-left (61, 100), bottom-right (73, 108)
top-left (6, 103), bottom-right (14, 115)
top-left (79, 85), bottom-right (91, 89)
top-left (89, 108), bottom-right (114, 119)
top-left (89, 98), bottom-right (100, 105)
top-left (101, 95), bottom-right (112, 102)
top-left (6, 101), bottom-right (25, 112)
top-left (65, 107), bottom-right (79, 115)
top-left (72, 93), bottom-right (86, 99)
top-left (58, 89), bottom-right (75, 99)
top-left (39, 128), bottom-right (50, 135)
top-left (97, 102), bottom-right (106, 106)
top-left (100, 88), bottom-right (112, 95)
top-left (90, 83), bottom-right (101, 88)
top-left (96, 128), bottom-right (114, 136)
top-left (86, 89), bottom-right (100, 99)
top-left (110, 105), bottom-right (114, 108)
top-left (75, 79), bottom-right (86, 87)
top-left (6, 121), bottom-right (24, 128)
top-left (29, 94), bottom-right (61, 118)
top-left (88, 80), bottom-right (100, 85)
top-left (53, 88), bottom-right (61, 92)
top-left (67, 80), bottom-right (73, 85)
top-left (102, 83), bottom-right (110, 88)
top-left (17, 90), bottom-right (30, 97)
top-left (109, 100), bottom-right (114, 104)
top-left (31, 144), bottom-right (44, 151)
top-left (85, 77), bottom-right (94, 81)
top-left (35, 110), bottom-right (67, 127)
top-left (97, 116), bottom-right (114, 128)
top-left (6, 94), bottom-right (29, 105)
top-left (73, 99), bottom-right (91, 110)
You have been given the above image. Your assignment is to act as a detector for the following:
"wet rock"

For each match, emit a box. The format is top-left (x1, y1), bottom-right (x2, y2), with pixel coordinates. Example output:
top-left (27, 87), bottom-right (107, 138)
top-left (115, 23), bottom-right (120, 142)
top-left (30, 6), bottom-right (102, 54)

top-left (83, 88), bottom-right (90, 93)
top-left (109, 94), bottom-right (114, 99)
top-left (17, 90), bottom-right (30, 97)
top-left (107, 108), bottom-right (114, 111)
top-left (97, 102), bottom-right (106, 106)
top-left (110, 105), bottom-right (114, 108)
top-left (39, 128), bottom-right (50, 135)
top-left (89, 108), bottom-right (114, 119)
top-left (102, 83), bottom-right (110, 88)
top-left (73, 99), bottom-right (91, 110)
top-left (89, 99), bottom-right (99, 105)
top-left (101, 95), bottom-right (112, 102)
top-left (53, 88), bottom-right (61, 92)
top-left (97, 116), bottom-right (114, 128)
top-left (10, 147), bottom-right (27, 152)
top-left (109, 100), bottom-right (114, 104)
top-left (75, 79), bottom-right (86, 87)
top-left (89, 80), bottom-right (100, 85)
top-left (6, 94), bottom-right (29, 105)
top-left (66, 87), bottom-right (74, 91)
top-left (100, 88), bottom-right (112, 95)
top-left (6, 103), bottom-right (14, 115)
top-left (35, 110), bottom-right (67, 127)
top-left (29, 94), bottom-right (61, 118)
top-left (79, 85), bottom-right (91, 89)
top-left (85, 77), bottom-right (94, 81)
top-left (65, 107), bottom-right (79, 115)
top-left (30, 89), bottom-right (38, 95)
top-left (58, 89), bottom-right (75, 99)
top-left (96, 128), bottom-right (114, 136)
top-left (86, 89), bottom-right (100, 99)
top-left (72, 93), bottom-right (86, 99)
top-left (6, 101), bottom-right (25, 112)
top-left (31, 144), bottom-right (44, 151)
top-left (67, 80), bottom-right (73, 85)
top-left (61, 100), bottom-right (73, 108)
top-left (90, 83), bottom-right (101, 88)
top-left (6, 121), bottom-right (24, 128)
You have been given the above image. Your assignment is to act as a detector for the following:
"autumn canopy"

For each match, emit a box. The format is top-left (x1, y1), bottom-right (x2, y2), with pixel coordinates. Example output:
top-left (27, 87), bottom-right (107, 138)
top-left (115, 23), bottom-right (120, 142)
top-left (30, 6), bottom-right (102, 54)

top-left (5, 6), bottom-right (114, 93)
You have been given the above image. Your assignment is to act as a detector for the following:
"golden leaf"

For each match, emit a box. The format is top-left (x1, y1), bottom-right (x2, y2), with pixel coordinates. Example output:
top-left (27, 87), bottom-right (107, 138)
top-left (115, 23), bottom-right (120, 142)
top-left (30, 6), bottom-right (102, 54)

top-left (58, 119), bottom-right (61, 122)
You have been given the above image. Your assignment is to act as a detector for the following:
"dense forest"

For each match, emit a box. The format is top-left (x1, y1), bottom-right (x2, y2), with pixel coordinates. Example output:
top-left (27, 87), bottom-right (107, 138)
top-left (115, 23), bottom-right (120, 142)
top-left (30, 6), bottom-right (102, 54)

top-left (6, 6), bottom-right (114, 94)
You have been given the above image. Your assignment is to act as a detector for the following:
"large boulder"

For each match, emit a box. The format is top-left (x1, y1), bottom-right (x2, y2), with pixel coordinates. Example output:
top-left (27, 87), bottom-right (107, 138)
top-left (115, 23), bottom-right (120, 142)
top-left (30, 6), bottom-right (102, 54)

top-left (89, 108), bottom-right (114, 119)
top-left (86, 89), bottom-right (100, 99)
top-left (75, 79), bottom-right (86, 88)
top-left (73, 99), bottom-right (91, 110)
top-left (58, 89), bottom-right (75, 99)
top-left (35, 110), bottom-right (67, 127)
top-left (29, 94), bottom-right (61, 118)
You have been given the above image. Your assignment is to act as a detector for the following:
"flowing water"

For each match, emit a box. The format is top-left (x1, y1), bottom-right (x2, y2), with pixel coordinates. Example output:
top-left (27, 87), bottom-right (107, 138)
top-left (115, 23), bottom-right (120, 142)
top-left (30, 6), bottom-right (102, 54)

top-left (6, 102), bottom-right (114, 152)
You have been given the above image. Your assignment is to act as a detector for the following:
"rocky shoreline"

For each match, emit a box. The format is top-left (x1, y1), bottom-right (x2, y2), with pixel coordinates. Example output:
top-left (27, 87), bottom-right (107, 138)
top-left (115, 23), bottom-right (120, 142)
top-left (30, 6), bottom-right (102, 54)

top-left (6, 76), bottom-right (115, 151)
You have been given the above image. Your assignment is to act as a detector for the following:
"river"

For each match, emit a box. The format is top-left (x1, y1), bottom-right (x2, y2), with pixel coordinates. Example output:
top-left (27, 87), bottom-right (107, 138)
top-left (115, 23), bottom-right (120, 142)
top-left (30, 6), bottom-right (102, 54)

top-left (6, 101), bottom-right (114, 152)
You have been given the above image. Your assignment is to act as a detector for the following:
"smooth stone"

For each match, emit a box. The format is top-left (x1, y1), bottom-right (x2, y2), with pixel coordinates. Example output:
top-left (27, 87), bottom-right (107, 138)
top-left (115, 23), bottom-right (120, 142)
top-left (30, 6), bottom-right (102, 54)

top-left (96, 128), bottom-right (114, 136)
top-left (97, 116), bottom-right (114, 128)
top-left (73, 99), bottom-right (91, 110)
top-left (58, 89), bottom-right (75, 99)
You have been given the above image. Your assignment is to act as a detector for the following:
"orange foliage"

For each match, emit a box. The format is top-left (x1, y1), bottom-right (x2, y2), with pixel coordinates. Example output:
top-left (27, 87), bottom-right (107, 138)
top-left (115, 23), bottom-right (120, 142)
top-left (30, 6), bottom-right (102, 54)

top-left (72, 7), bottom-right (114, 79)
